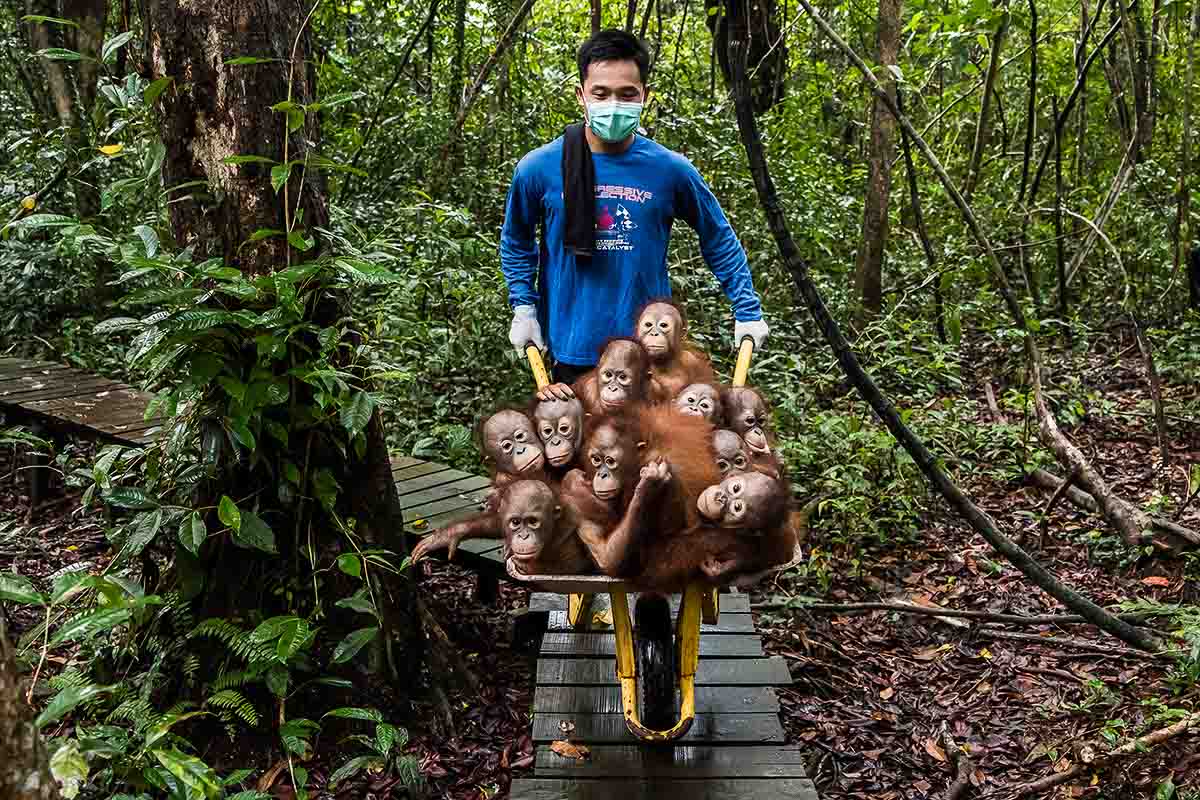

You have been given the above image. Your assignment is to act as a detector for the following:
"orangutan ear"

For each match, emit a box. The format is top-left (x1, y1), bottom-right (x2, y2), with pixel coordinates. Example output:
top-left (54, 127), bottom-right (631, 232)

top-left (636, 441), bottom-right (647, 452)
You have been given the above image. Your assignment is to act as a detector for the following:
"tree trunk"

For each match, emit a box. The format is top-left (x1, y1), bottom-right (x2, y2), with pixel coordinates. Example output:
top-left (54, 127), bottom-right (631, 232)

top-left (591, 0), bottom-right (602, 33)
top-left (0, 615), bottom-right (61, 800)
top-left (61, 0), bottom-right (108, 220)
top-left (962, 11), bottom-right (1010, 201)
top-left (448, 0), bottom-right (468, 115)
top-left (1178, 0), bottom-right (1198, 281)
top-left (852, 0), bottom-right (901, 327)
top-left (145, 0), bottom-right (329, 273)
top-left (24, 0), bottom-right (75, 129)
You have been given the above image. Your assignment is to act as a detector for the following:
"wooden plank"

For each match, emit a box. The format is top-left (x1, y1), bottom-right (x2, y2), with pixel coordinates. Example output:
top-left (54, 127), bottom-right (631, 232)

top-left (0, 359), bottom-right (71, 378)
top-left (530, 712), bottom-right (784, 744)
top-left (533, 686), bottom-right (779, 714)
top-left (540, 633), bottom-right (762, 658)
top-left (533, 745), bottom-right (808, 779)
top-left (545, 610), bottom-right (755, 634)
top-left (0, 375), bottom-right (123, 401)
top-left (404, 504), bottom-right (483, 534)
top-left (395, 475), bottom-right (491, 512)
top-left (402, 489), bottom-right (490, 521)
top-left (394, 467), bottom-right (477, 496)
top-left (529, 592), bottom-right (751, 614)
top-left (389, 455), bottom-right (423, 471)
top-left (392, 460), bottom-right (453, 480)
top-left (511, 778), bottom-right (818, 800)
top-left (536, 657), bottom-right (791, 687)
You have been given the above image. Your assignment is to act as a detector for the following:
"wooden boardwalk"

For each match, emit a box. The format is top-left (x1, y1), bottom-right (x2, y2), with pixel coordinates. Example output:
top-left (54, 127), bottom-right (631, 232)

top-left (512, 592), bottom-right (818, 799)
top-left (2, 356), bottom-right (818, 797)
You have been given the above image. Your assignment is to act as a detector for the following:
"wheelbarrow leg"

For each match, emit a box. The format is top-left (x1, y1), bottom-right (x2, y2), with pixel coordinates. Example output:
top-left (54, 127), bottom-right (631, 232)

top-left (568, 592), bottom-right (595, 629)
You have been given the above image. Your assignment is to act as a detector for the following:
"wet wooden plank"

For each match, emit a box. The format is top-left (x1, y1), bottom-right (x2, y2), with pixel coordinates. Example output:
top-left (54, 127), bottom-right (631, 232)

top-left (395, 475), bottom-right (492, 512)
top-left (533, 686), bottom-right (779, 715)
top-left (389, 455), bottom-right (423, 471)
top-left (530, 712), bottom-right (784, 744)
top-left (0, 375), bottom-right (123, 401)
top-left (394, 467), bottom-right (477, 497)
top-left (540, 633), bottom-right (762, 658)
top-left (529, 592), bottom-right (751, 614)
top-left (404, 504), bottom-right (484, 534)
top-left (533, 745), bottom-right (808, 779)
top-left (0, 359), bottom-right (71, 377)
top-left (402, 490), bottom-right (491, 521)
top-left (511, 778), bottom-right (817, 800)
top-left (535, 657), bottom-right (791, 687)
top-left (545, 610), bottom-right (754, 634)
top-left (392, 460), bottom-right (453, 480)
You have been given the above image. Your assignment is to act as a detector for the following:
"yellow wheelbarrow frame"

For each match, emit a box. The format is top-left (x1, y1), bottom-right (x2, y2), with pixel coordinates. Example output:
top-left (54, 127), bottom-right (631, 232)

top-left (513, 338), bottom-right (755, 742)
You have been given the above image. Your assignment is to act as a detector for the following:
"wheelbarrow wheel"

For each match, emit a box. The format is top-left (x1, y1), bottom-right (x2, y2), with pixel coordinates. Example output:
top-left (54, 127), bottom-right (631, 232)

top-left (634, 594), bottom-right (676, 731)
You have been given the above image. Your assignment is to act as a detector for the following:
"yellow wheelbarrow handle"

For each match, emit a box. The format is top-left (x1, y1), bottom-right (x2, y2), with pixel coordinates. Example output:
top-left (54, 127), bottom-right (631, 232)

top-left (525, 344), bottom-right (551, 391)
top-left (732, 336), bottom-right (754, 388)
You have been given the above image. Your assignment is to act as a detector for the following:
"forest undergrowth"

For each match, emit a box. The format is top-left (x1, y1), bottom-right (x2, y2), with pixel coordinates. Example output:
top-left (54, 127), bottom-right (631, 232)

top-left (3, 320), bottom-right (1197, 799)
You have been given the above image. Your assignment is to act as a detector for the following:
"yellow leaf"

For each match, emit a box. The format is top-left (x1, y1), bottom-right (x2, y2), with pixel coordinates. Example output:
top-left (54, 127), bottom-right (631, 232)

top-left (66, 545), bottom-right (78, 552)
top-left (591, 609), bottom-right (613, 627)
top-left (412, 518), bottom-right (427, 530)
top-left (21, 195), bottom-right (35, 210)
top-left (979, 647), bottom-right (993, 660)
top-left (98, 143), bottom-right (123, 155)
top-left (549, 740), bottom-right (590, 760)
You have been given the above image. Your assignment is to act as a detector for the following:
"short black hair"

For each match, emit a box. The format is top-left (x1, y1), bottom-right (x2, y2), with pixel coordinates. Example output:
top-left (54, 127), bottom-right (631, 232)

top-left (577, 29), bottom-right (650, 84)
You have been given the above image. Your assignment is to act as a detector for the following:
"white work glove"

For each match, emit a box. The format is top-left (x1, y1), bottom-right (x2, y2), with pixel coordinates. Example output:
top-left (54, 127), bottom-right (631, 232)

top-left (734, 318), bottom-right (769, 351)
top-left (508, 304), bottom-right (545, 355)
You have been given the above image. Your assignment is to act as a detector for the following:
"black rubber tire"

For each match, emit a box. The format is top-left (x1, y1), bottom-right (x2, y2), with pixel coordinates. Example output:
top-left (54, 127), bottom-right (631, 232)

top-left (634, 594), bottom-right (676, 731)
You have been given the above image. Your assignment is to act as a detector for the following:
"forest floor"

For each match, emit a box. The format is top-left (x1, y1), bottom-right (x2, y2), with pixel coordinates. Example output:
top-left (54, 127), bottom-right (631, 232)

top-left (2, 331), bottom-right (1198, 800)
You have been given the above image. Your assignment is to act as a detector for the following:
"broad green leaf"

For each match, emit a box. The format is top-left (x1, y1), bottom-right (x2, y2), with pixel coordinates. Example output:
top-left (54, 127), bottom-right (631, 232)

top-left (144, 76), bottom-right (173, 105)
top-left (270, 163), bottom-right (292, 194)
top-left (375, 722), bottom-right (400, 756)
top-left (340, 391), bottom-right (374, 437)
top-left (234, 510), bottom-right (276, 553)
top-left (287, 229), bottom-right (314, 251)
top-left (50, 571), bottom-right (91, 604)
top-left (38, 47), bottom-right (86, 61)
top-left (218, 495), bottom-right (241, 532)
top-left (152, 748), bottom-right (222, 800)
top-left (49, 608), bottom-right (133, 646)
top-left (322, 704), bottom-right (382, 722)
top-left (225, 56), bottom-right (277, 65)
top-left (286, 107), bottom-right (305, 132)
top-left (93, 316), bottom-right (142, 335)
top-left (21, 14), bottom-right (78, 26)
top-left (328, 755), bottom-right (380, 788)
top-left (37, 684), bottom-right (116, 728)
top-left (275, 617), bottom-right (309, 661)
top-left (336, 553), bottom-right (361, 577)
top-left (335, 592), bottom-right (377, 616)
top-left (221, 154), bottom-right (276, 165)
top-left (266, 665), bottom-right (289, 697)
top-left (249, 227), bottom-right (284, 242)
top-left (102, 31), bottom-right (135, 63)
top-left (134, 224), bottom-right (159, 257)
top-left (9, 213), bottom-right (76, 230)
top-left (180, 511), bottom-right (206, 555)
top-left (103, 486), bottom-right (158, 510)
top-left (330, 627), bottom-right (378, 664)
top-left (0, 572), bottom-right (45, 605)
top-left (121, 509), bottom-right (163, 559)
top-left (49, 739), bottom-right (89, 798)
top-left (311, 469), bottom-right (338, 511)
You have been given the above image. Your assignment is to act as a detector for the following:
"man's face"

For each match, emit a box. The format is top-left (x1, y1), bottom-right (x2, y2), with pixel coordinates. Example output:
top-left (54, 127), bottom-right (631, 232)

top-left (576, 59), bottom-right (646, 113)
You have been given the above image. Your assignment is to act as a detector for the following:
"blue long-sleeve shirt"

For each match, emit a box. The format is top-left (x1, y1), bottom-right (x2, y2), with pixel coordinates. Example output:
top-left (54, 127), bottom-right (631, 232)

top-left (500, 134), bottom-right (763, 366)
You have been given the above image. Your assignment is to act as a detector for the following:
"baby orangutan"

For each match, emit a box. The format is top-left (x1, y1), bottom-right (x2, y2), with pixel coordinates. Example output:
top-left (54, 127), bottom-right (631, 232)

top-left (531, 395), bottom-right (584, 470)
top-left (572, 338), bottom-right (651, 416)
top-left (501, 480), bottom-right (592, 576)
top-left (712, 429), bottom-right (751, 476)
top-left (635, 300), bottom-right (715, 404)
top-left (674, 383), bottom-right (724, 425)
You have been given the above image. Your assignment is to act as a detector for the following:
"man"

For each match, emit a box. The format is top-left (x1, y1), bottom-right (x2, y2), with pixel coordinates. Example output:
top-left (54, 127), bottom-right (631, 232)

top-left (500, 29), bottom-right (768, 385)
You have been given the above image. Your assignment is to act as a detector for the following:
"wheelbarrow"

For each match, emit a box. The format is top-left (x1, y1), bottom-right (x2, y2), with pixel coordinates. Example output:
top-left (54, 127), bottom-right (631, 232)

top-left (510, 338), bottom-right (757, 742)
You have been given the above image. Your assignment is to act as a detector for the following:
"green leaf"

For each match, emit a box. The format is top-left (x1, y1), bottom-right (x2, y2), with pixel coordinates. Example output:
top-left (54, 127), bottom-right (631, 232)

top-left (49, 739), bottom-right (89, 798)
top-left (104, 486), bottom-right (159, 510)
top-left (37, 47), bottom-right (87, 61)
top-left (9, 213), bottom-right (76, 230)
top-left (225, 56), bottom-right (278, 65)
top-left (221, 154), bottom-right (277, 165)
top-left (311, 469), bottom-right (338, 511)
top-left (0, 572), bottom-right (45, 605)
top-left (275, 617), bottom-right (309, 661)
top-left (323, 704), bottom-right (383, 722)
top-left (249, 227), bottom-right (284, 242)
top-left (152, 748), bottom-right (222, 800)
top-left (329, 756), bottom-right (380, 788)
top-left (101, 31), bottom-right (135, 63)
top-left (121, 509), bottom-right (163, 559)
top-left (340, 391), bottom-right (374, 438)
top-left (218, 495), bottom-right (241, 532)
top-left (21, 14), bottom-right (79, 27)
top-left (93, 316), bottom-right (143, 335)
top-left (266, 665), bottom-right (289, 697)
top-left (287, 229), bottom-right (314, 252)
top-left (336, 553), bottom-right (362, 577)
top-left (180, 511), bottom-right (206, 555)
top-left (234, 510), bottom-right (277, 553)
top-left (330, 627), bottom-right (378, 664)
top-left (134, 224), bottom-right (159, 258)
top-left (335, 592), bottom-right (377, 616)
top-left (144, 76), bottom-right (173, 105)
top-left (50, 608), bottom-right (133, 646)
top-left (375, 722), bottom-right (400, 756)
top-left (270, 163), bottom-right (292, 194)
top-left (36, 684), bottom-right (116, 728)
top-left (286, 107), bottom-right (305, 132)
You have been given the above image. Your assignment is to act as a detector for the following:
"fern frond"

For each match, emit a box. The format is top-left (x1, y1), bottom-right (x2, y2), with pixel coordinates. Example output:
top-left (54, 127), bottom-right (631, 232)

top-left (205, 689), bottom-right (260, 727)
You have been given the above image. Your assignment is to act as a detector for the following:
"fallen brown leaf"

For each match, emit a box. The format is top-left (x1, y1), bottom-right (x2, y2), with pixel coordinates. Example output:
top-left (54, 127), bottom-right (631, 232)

top-left (879, 686), bottom-right (895, 700)
top-left (550, 740), bottom-right (591, 761)
top-left (1142, 576), bottom-right (1170, 587)
top-left (256, 758), bottom-right (289, 792)
top-left (924, 738), bottom-right (948, 762)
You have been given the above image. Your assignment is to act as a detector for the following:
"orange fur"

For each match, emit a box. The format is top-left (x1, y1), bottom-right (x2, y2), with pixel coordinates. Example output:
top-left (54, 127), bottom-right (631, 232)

top-left (633, 405), bottom-right (722, 530)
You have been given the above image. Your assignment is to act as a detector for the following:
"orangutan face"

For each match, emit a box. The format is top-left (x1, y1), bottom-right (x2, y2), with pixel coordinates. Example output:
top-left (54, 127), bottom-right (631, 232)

top-left (585, 422), bottom-right (632, 501)
top-left (501, 480), bottom-right (559, 564)
top-left (636, 302), bottom-right (683, 363)
top-left (725, 387), bottom-right (771, 454)
top-left (675, 383), bottom-right (723, 423)
top-left (483, 410), bottom-right (544, 474)
top-left (713, 429), bottom-right (750, 476)
top-left (697, 471), bottom-right (783, 529)
top-left (534, 396), bottom-right (584, 468)
top-left (596, 340), bottom-right (645, 412)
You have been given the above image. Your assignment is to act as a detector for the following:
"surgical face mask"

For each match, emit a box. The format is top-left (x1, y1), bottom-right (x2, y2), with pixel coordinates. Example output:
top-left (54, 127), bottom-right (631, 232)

top-left (585, 99), bottom-right (643, 143)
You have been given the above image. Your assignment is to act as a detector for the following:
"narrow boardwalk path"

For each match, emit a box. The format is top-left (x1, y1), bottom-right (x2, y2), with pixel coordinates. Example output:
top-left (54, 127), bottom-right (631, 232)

top-left (512, 593), bottom-right (818, 799)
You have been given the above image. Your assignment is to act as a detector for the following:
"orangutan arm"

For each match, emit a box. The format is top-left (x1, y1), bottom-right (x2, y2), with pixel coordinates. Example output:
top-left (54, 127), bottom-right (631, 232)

top-left (410, 513), bottom-right (501, 563)
top-left (590, 459), bottom-right (672, 577)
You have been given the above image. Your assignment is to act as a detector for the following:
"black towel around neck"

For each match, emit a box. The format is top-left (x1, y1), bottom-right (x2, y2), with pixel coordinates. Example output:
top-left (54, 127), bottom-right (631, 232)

top-left (562, 123), bottom-right (595, 260)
